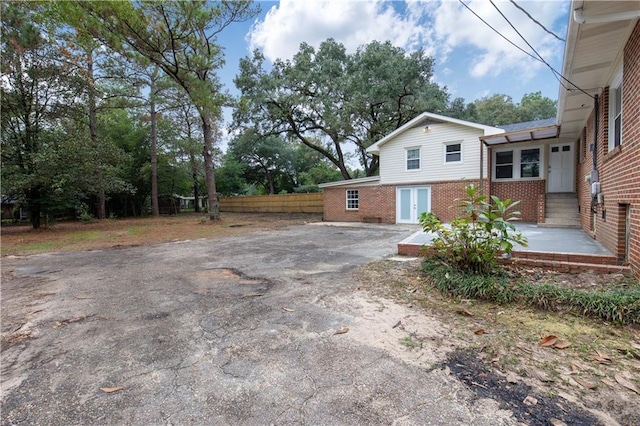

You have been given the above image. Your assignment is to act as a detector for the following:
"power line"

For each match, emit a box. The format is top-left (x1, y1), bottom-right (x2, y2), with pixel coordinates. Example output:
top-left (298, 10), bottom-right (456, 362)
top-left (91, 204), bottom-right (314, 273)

top-left (459, 0), bottom-right (595, 99)
top-left (488, 0), bottom-right (572, 93)
top-left (457, 0), bottom-right (542, 64)
top-left (509, 0), bottom-right (565, 42)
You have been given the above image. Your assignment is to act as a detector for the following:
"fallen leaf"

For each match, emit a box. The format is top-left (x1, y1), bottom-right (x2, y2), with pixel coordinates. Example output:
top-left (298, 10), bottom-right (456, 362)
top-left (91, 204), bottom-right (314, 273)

top-left (242, 293), bottom-right (264, 298)
top-left (601, 378), bottom-right (616, 388)
top-left (506, 373), bottom-right (519, 383)
top-left (333, 327), bottom-right (349, 335)
top-left (392, 320), bottom-right (402, 329)
top-left (571, 364), bottom-right (580, 373)
top-left (553, 340), bottom-right (571, 349)
top-left (574, 378), bottom-right (597, 390)
top-left (455, 309), bottom-right (473, 317)
top-left (549, 419), bottom-right (567, 426)
top-left (614, 374), bottom-right (640, 394)
top-left (516, 343), bottom-right (532, 355)
top-left (522, 395), bottom-right (538, 406)
top-left (100, 387), bottom-right (123, 394)
top-left (474, 328), bottom-right (485, 335)
top-left (281, 307), bottom-right (295, 312)
top-left (540, 335), bottom-right (558, 347)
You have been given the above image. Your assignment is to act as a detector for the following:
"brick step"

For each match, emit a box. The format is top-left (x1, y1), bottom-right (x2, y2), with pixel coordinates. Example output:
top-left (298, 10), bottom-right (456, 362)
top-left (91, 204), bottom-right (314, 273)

top-left (510, 250), bottom-right (618, 265)
top-left (500, 257), bottom-right (631, 274)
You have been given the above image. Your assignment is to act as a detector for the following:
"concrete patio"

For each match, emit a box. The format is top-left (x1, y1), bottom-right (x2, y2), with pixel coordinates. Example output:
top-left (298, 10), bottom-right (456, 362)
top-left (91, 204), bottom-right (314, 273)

top-left (397, 223), bottom-right (630, 274)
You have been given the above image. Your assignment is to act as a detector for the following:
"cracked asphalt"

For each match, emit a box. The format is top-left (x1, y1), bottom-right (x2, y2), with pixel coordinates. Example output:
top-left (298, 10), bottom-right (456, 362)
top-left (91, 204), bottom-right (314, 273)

top-left (2, 223), bottom-right (519, 425)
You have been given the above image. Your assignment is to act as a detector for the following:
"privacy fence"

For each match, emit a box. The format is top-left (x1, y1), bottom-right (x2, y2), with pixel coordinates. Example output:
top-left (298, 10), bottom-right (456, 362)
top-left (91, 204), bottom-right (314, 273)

top-left (219, 193), bottom-right (323, 214)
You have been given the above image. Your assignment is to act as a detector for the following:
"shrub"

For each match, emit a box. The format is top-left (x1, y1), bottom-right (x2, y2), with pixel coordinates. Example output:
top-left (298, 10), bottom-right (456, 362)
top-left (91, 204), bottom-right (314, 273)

top-left (419, 184), bottom-right (527, 274)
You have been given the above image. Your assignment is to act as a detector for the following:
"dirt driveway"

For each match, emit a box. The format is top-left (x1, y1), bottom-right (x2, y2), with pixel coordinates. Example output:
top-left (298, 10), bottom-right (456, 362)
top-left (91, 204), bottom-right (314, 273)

top-left (1, 223), bottom-right (597, 425)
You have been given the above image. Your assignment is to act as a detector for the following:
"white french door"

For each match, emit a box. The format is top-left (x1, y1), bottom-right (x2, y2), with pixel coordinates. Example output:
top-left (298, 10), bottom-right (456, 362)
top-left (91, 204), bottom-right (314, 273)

top-left (397, 187), bottom-right (431, 224)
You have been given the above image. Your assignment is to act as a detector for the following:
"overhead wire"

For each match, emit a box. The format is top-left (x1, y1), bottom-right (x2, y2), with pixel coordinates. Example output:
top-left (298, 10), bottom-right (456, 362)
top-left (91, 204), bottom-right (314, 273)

top-left (509, 0), bottom-right (565, 42)
top-left (458, 0), bottom-right (595, 99)
top-left (489, 0), bottom-right (595, 99)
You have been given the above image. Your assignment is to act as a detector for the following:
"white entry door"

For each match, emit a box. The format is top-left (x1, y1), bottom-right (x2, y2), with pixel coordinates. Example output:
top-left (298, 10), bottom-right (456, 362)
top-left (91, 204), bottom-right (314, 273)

top-left (548, 143), bottom-right (575, 192)
top-left (397, 187), bottom-right (431, 224)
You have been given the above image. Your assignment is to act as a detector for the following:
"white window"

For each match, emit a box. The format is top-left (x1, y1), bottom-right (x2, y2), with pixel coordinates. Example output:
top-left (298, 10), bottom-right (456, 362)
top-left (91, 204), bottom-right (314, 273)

top-left (346, 189), bottom-right (359, 210)
top-left (444, 142), bottom-right (462, 163)
top-left (609, 67), bottom-right (623, 150)
top-left (406, 147), bottom-right (420, 170)
top-left (494, 147), bottom-right (541, 180)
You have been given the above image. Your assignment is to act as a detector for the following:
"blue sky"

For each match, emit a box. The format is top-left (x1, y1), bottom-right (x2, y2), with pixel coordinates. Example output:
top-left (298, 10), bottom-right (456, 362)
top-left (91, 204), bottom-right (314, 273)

top-left (217, 0), bottom-right (570, 135)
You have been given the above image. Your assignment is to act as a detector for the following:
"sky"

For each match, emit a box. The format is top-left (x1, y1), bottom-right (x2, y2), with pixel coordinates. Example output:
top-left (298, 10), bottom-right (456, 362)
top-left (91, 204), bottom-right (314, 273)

top-left (216, 0), bottom-right (570, 137)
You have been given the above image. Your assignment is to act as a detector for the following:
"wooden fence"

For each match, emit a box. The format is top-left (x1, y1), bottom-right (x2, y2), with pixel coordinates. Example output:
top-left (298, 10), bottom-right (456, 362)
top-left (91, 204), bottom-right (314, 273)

top-left (219, 193), bottom-right (323, 214)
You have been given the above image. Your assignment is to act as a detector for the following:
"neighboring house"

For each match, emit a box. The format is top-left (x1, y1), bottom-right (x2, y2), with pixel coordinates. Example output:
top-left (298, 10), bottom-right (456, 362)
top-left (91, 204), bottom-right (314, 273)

top-left (320, 112), bottom-right (503, 224)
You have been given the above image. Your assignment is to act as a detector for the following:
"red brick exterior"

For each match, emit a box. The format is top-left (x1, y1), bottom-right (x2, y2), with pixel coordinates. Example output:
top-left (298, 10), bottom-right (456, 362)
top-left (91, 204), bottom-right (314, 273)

top-left (489, 180), bottom-right (546, 223)
top-left (322, 179), bottom-right (486, 224)
top-left (576, 22), bottom-right (640, 274)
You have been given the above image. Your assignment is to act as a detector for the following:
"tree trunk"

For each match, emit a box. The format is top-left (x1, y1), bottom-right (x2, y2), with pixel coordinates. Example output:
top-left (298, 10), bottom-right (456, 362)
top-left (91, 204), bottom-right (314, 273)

top-left (150, 75), bottom-right (159, 217)
top-left (28, 188), bottom-right (41, 229)
top-left (201, 114), bottom-right (219, 220)
top-left (87, 50), bottom-right (106, 219)
top-left (192, 168), bottom-right (200, 213)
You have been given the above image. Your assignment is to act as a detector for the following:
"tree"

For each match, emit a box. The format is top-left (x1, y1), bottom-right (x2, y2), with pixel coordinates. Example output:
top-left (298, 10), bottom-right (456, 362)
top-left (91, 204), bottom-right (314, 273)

top-left (64, 0), bottom-right (259, 220)
top-left (517, 91), bottom-right (557, 122)
top-left (473, 94), bottom-right (518, 127)
top-left (227, 130), bottom-right (297, 195)
top-left (234, 39), bottom-right (448, 179)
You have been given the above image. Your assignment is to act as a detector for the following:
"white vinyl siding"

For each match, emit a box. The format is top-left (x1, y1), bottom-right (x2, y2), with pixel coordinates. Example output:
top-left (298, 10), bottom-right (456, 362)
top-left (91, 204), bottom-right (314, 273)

top-left (378, 123), bottom-right (487, 184)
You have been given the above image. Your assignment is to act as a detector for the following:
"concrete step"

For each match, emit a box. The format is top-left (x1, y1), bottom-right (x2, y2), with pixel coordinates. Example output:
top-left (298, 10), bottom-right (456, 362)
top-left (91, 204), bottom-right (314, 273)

top-left (538, 223), bottom-right (581, 229)
top-left (546, 193), bottom-right (578, 199)
top-left (544, 211), bottom-right (580, 219)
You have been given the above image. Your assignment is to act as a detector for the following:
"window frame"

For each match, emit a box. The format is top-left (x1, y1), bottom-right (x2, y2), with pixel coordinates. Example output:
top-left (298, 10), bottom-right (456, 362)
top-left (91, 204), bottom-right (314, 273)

top-left (405, 147), bottom-right (421, 171)
top-left (345, 189), bottom-right (359, 210)
top-left (492, 145), bottom-right (542, 181)
top-left (443, 141), bottom-right (462, 164)
top-left (608, 66), bottom-right (623, 151)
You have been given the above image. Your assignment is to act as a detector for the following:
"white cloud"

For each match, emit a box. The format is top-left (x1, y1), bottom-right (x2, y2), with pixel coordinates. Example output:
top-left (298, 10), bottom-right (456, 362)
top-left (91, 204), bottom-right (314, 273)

top-left (431, 0), bottom-right (567, 81)
top-left (247, 0), bottom-right (437, 61)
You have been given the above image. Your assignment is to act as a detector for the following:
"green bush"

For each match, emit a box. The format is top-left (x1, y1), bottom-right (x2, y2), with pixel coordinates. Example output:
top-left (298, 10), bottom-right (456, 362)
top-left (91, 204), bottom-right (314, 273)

top-left (419, 184), bottom-right (527, 274)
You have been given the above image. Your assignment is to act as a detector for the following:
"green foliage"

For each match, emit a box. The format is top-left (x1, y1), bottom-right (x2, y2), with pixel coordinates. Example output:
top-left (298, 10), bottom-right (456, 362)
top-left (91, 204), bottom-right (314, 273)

top-left (447, 92), bottom-right (557, 126)
top-left (419, 184), bottom-right (527, 274)
top-left (77, 202), bottom-right (95, 223)
top-left (234, 39), bottom-right (448, 178)
top-left (422, 259), bottom-right (640, 325)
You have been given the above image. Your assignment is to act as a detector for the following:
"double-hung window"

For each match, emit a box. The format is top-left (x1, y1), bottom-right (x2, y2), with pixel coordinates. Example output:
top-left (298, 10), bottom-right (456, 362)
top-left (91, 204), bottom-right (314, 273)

top-left (495, 151), bottom-right (514, 179)
top-left (346, 189), bottom-right (359, 210)
top-left (520, 149), bottom-right (540, 178)
top-left (444, 143), bottom-right (462, 163)
top-left (609, 67), bottom-right (623, 150)
top-left (406, 147), bottom-right (420, 170)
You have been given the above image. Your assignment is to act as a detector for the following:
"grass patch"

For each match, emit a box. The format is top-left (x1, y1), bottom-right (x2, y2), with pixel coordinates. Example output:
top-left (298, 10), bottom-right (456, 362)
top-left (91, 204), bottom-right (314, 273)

top-left (422, 259), bottom-right (640, 325)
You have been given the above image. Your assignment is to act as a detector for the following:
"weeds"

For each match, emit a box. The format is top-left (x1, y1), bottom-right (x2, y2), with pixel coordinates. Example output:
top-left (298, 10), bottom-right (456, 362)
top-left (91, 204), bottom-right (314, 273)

top-left (422, 259), bottom-right (640, 325)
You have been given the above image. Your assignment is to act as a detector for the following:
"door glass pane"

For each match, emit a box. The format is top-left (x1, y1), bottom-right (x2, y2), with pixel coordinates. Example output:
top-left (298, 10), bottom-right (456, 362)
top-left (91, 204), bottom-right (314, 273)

top-left (399, 189), bottom-right (411, 220)
top-left (416, 189), bottom-right (429, 216)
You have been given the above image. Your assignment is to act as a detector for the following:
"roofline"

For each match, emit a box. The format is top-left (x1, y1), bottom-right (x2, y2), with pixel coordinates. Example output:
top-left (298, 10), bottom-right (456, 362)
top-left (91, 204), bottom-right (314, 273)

top-left (480, 124), bottom-right (560, 146)
top-left (556, 0), bottom-right (583, 125)
top-left (318, 176), bottom-right (380, 188)
top-left (366, 112), bottom-right (504, 154)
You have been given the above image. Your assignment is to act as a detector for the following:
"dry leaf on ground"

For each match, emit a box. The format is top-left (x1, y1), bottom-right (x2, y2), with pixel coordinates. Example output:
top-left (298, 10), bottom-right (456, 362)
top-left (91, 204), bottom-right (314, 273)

top-left (333, 327), bottom-right (349, 335)
top-left (553, 340), bottom-right (571, 349)
top-left (100, 387), bottom-right (124, 394)
top-left (574, 378), bottom-right (597, 390)
top-left (474, 328), bottom-right (485, 335)
top-left (540, 335), bottom-right (558, 347)
top-left (614, 374), bottom-right (639, 394)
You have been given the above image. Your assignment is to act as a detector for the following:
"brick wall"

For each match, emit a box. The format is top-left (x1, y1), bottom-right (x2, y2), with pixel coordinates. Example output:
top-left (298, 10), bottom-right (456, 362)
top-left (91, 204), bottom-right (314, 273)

top-left (490, 180), bottom-right (546, 223)
top-left (576, 21), bottom-right (640, 274)
top-left (322, 179), bottom-right (487, 224)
